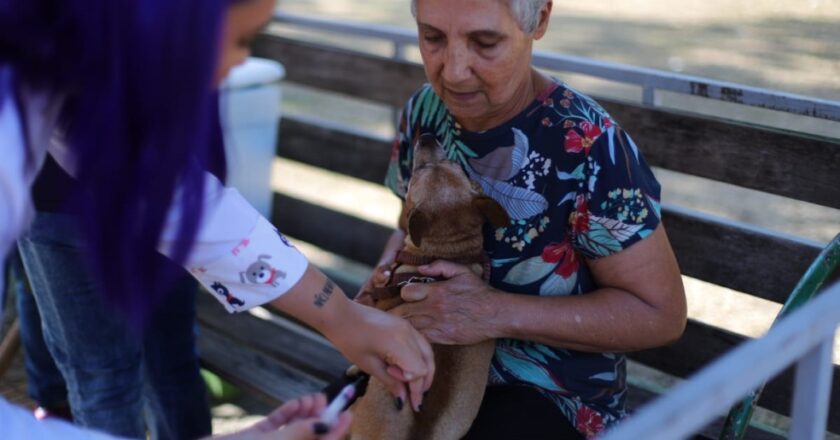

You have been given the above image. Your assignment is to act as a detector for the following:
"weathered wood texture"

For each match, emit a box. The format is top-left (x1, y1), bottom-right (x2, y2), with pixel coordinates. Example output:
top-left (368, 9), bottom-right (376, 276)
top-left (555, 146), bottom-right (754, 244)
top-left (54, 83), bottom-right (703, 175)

top-left (278, 115), bottom-right (392, 184)
top-left (258, 34), bottom-right (840, 210)
top-left (271, 186), bottom-right (822, 305)
top-left (196, 293), bottom-right (348, 403)
top-left (253, 34), bottom-right (426, 109)
top-left (276, 113), bottom-right (828, 302)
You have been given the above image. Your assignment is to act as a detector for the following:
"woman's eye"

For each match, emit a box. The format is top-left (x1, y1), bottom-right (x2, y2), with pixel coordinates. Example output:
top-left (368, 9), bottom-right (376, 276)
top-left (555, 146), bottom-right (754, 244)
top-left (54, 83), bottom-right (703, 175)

top-left (475, 40), bottom-right (498, 49)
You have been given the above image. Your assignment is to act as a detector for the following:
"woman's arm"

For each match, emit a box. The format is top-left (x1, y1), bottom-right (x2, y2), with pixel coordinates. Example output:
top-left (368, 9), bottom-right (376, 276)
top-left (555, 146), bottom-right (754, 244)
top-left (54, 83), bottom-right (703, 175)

top-left (154, 176), bottom-right (432, 411)
top-left (394, 224), bottom-right (686, 352)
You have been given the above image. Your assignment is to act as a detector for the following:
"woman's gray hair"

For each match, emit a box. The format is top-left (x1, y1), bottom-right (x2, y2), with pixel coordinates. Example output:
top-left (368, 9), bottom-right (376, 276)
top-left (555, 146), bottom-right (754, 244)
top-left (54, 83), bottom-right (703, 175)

top-left (410, 0), bottom-right (549, 34)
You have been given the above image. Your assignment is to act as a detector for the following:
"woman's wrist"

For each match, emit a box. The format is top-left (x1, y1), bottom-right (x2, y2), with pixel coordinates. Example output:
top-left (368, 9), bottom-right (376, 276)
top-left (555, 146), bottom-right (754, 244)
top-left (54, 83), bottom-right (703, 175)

top-left (270, 265), bottom-right (351, 338)
top-left (484, 289), bottom-right (521, 340)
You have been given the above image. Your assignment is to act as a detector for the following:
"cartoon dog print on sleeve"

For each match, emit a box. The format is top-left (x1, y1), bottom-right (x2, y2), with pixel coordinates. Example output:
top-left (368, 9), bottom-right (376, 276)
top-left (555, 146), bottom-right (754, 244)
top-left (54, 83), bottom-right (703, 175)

top-left (210, 281), bottom-right (246, 308)
top-left (240, 254), bottom-right (286, 288)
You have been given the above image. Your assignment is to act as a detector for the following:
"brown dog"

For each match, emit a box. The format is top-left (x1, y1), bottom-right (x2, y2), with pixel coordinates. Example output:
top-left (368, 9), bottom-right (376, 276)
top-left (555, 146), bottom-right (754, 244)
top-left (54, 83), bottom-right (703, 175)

top-left (349, 134), bottom-right (510, 440)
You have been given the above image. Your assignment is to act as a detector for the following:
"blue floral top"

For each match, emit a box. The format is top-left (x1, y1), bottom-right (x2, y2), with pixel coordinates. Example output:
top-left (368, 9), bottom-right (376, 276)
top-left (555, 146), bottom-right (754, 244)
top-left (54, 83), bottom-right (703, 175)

top-left (385, 81), bottom-right (662, 438)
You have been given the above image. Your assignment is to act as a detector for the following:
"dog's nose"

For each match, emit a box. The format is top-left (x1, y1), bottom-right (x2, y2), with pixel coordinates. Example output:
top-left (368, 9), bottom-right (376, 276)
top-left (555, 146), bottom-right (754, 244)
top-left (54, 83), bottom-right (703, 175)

top-left (419, 133), bottom-right (437, 149)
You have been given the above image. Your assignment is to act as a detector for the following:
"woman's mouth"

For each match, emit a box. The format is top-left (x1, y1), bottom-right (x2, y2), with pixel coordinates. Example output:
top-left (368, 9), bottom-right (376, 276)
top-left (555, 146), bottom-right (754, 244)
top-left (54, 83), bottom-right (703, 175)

top-left (445, 88), bottom-right (479, 104)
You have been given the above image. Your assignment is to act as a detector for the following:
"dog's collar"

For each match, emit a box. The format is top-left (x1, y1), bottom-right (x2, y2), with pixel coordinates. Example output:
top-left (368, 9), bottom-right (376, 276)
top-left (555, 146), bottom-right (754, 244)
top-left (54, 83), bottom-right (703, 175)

top-left (366, 250), bottom-right (490, 302)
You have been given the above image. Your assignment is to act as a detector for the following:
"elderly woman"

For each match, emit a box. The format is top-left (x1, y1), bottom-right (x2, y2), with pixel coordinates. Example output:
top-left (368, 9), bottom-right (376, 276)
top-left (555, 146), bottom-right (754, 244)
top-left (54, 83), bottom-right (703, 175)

top-left (363, 0), bottom-right (687, 438)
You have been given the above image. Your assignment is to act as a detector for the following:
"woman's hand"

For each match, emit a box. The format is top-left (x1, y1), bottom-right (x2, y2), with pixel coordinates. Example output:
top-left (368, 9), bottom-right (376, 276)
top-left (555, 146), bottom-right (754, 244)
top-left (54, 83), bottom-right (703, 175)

top-left (392, 260), bottom-right (501, 346)
top-left (355, 229), bottom-right (406, 306)
top-left (270, 265), bottom-right (433, 413)
top-left (326, 300), bottom-right (435, 413)
top-left (210, 393), bottom-right (351, 440)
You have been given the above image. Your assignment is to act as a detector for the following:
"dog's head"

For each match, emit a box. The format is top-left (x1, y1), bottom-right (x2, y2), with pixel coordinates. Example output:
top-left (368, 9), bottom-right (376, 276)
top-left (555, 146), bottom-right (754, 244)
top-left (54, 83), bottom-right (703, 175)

top-left (402, 134), bottom-right (510, 249)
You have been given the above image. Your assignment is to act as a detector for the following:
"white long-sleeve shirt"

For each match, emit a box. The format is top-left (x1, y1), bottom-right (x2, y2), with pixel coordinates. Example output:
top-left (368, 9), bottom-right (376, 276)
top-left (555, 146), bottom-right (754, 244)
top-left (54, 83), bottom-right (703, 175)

top-left (0, 67), bottom-right (309, 437)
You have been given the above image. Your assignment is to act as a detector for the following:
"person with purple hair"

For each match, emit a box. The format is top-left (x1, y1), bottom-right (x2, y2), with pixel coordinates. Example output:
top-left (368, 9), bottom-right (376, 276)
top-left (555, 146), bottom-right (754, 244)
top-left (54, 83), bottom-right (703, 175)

top-left (0, 0), bottom-right (434, 438)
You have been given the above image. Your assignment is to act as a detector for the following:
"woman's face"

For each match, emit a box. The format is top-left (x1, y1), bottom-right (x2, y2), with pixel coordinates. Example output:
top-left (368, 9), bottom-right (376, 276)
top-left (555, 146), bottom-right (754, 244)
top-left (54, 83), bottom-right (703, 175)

top-left (416, 0), bottom-right (550, 131)
top-left (215, 0), bottom-right (276, 86)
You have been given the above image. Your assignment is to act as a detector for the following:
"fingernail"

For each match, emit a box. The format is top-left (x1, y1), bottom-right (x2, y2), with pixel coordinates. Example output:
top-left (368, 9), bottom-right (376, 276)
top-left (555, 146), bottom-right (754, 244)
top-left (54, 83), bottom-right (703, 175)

top-left (394, 397), bottom-right (404, 411)
top-left (313, 422), bottom-right (329, 435)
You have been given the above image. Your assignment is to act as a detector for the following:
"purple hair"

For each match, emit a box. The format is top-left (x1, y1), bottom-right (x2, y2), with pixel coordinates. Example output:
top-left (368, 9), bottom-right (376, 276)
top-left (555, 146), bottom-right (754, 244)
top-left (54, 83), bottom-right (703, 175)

top-left (0, 0), bottom-right (237, 328)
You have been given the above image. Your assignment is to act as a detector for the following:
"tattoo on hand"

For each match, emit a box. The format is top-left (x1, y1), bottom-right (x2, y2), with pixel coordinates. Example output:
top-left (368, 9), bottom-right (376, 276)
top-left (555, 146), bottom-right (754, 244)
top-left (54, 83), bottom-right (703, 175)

top-left (314, 280), bottom-right (336, 307)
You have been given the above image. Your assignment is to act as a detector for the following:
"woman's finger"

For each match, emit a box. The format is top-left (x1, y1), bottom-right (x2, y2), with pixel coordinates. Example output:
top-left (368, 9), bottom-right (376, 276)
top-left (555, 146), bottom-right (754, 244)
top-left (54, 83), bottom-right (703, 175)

top-left (320, 411), bottom-right (353, 440)
top-left (371, 359), bottom-right (409, 410)
top-left (417, 260), bottom-right (471, 279)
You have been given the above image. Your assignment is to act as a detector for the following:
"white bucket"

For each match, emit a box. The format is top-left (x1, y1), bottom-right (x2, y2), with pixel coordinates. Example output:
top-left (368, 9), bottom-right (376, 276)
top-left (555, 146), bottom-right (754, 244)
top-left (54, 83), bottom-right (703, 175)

top-left (222, 57), bottom-right (285, 218)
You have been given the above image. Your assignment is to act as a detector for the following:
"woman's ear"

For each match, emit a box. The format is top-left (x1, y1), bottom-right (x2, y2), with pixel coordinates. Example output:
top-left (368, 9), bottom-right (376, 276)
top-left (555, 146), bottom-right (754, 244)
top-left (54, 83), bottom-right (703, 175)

top-left (533, 1), bottom-right (553, 40)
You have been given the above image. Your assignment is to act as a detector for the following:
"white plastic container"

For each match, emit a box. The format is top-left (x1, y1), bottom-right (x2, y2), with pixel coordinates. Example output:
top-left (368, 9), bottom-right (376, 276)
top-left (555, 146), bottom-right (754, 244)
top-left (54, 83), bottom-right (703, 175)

top-left (222, 57), bottom-right (285, 218)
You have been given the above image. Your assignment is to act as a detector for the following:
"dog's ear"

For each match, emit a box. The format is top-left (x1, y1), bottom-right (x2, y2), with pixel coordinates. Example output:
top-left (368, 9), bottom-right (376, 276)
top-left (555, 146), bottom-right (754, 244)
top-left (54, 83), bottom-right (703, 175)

top-left (473, 196), bottom-right (510, 229)
top-left (407, 208), bottom-right (429, 248)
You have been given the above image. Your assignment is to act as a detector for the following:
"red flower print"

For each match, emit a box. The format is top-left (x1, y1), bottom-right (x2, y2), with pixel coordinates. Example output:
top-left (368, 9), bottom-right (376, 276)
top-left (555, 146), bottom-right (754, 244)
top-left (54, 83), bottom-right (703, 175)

top-left (541, 241), bottom-right (579, 278)
top-left (564, 89), bottom-right (574, 99)
top-left (564, 121), bottom-right (603, 153)
top-left (569, 194), bottom-right (590, 234)
top-left (560, 98), bottom-right (572, 108)
top-left (576, 405), bottom-right (606, 439)
top-left (390, 139), bottom-right (400, 161)
top-left (603, 117), bottom-right (613, 129)
top-left (542, 117), bottom-right (552, 127)
top-left (563, 120), bottom-right (576, 129)
top-left (543, 97), bottom-right (554, 107)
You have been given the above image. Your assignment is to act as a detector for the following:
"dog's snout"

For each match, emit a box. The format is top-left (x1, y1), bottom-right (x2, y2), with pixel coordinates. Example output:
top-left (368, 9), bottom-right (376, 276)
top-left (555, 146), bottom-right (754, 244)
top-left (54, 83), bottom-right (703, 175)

top-left (419, 133), bottom-right (438, 148)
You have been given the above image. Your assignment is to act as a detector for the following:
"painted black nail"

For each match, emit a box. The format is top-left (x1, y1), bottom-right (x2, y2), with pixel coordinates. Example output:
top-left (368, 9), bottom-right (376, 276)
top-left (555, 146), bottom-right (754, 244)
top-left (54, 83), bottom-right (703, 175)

top-left (394, 397), bottom-right (404, 411)
top-left (313, 422), bottom-right (329, 435)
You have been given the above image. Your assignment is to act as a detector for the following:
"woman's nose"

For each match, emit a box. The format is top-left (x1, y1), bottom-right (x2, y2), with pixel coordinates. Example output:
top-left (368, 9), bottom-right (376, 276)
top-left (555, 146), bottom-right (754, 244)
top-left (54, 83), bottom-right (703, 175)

top-left (441, 44), bottom-right (471, 84)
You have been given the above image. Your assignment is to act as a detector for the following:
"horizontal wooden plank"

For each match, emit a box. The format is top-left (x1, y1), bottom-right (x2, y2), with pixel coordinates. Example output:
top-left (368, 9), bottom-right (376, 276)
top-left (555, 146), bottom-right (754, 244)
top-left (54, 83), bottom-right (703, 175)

top-left (271, 191), bottom-right (823, 303)
top-left (196, 293), bottom-right (348, 382)
top-left (197, 325), bottom-right (328, 405)
top-left (601, 100), bottom-right (840, 211)
top-left (629, 319), bottom-right (840, 434)
top-left (196, 288), bottom-right (821, 434)
top-left (663, 205), bottom-right (823, 304)
top-left (262, 36), bottom-right (840, 209)
top-left (272, 193), bottom-right (392, 267)
top-left (278, 115), bottom-right (392, 184)
top-left (253, 34), bottom-right (425, 108)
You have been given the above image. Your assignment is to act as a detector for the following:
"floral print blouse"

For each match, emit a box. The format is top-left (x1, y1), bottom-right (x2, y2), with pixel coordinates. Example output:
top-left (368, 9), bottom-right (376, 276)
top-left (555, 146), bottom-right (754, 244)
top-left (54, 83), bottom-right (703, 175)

top-left (386, 81), bottom-right (662, 438)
